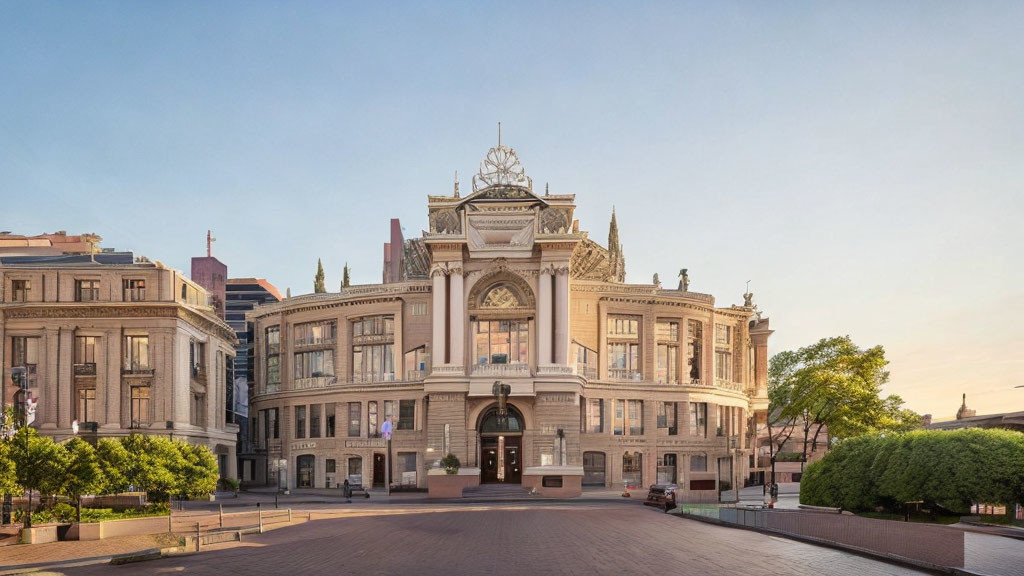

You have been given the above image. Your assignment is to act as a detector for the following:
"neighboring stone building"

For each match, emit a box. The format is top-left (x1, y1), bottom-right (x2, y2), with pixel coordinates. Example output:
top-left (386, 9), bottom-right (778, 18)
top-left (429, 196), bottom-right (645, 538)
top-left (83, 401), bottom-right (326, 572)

top-left (225, 278), bottom-right (282, 484)
top-left (0, 251), bottom-right (239, 477)
top-left (927, 394), bottom-right (1024, 433)
top-left (247, 140), bottom-right (771, 499)
top-left (0, 231), bottom-right (102, 257)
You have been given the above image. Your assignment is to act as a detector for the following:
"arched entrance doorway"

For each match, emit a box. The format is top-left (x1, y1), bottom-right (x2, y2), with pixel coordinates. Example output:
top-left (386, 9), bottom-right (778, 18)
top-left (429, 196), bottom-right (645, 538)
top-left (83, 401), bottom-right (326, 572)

top-left (478, 404), bottom-right (523, 484)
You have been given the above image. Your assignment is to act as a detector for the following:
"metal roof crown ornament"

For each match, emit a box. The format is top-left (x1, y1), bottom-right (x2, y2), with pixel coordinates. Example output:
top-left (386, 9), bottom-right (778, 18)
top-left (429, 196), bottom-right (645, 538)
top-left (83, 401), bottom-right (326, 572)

top-left (472, 123), bottom-right (533, 192)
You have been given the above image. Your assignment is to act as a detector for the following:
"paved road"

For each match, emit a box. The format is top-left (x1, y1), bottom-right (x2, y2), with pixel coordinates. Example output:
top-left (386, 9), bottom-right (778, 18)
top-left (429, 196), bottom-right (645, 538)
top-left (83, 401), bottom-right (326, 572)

top-left (62, 502), bottom-right (927, 576)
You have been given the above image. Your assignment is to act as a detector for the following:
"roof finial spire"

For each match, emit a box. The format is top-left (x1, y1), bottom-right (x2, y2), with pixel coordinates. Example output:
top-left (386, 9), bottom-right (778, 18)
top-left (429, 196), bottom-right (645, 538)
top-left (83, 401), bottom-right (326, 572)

top-left (545, 182), bottom-right (549, 196)
top-left (454, 170), bottom-right (460, 198)
top-left (498, 121), bottom-right (502, 147)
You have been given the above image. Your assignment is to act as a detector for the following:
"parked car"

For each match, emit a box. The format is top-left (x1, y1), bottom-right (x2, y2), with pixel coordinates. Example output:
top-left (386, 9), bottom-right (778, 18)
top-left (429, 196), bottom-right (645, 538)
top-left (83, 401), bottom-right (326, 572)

top-left (644, 483), bottom-right (678, 511)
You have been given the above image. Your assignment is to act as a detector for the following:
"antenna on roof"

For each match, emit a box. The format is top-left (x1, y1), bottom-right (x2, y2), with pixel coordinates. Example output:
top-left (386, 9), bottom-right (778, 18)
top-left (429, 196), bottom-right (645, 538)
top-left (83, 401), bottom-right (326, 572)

top-left (206, 230), bottom-right (217, 257)
top-left (498, 121), bottom-right (502, 147)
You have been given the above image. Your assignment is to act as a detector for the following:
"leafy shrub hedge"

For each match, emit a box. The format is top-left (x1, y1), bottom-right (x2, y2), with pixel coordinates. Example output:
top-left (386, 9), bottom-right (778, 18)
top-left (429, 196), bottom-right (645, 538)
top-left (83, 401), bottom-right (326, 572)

top-left (800, 428), bottom-right (1024, 514)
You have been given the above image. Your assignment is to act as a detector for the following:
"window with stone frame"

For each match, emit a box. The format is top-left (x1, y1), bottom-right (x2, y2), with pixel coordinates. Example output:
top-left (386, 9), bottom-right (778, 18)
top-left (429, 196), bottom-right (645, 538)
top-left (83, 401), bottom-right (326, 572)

top-left (75, 279), bottom-right (100, 302)
top-left (397, 399), bottom-right (415, 431)
top-left (657, 401), bottom-right (677, 435)
top-left (74, 336), bottom-right (97, 422)
top-left (687, 320), bottom-right (702, 382)
top-left (614, 399), bottom-right (643, 435)
top-left (368, 401), bottom-right (379, 438)
top-left (352, 315), bottom-right (395, 382)
top-left (11, 279), bottom-right (30, 302)
top-left (325, 403), bottom-right (336, 437)
top-left (656, 320), bottom-right (680, 384)
top-left (689, 402), bottom-right (707, 438)
top-left (607, 315), bottom-right (641, 380)
top-left (715, 324), bottom-right (732, 381)
top-left (130, 385), bottom-right (150, 427)
top-left (690, 452), bottom-right (707, 472)
top-left (123, 335), bottom-right (150, 372)
top-left (294, 320), bottom-right (336, 347)
top-left (295, 405), bottom-right (306, 439)
top-left (294, 350), bottom-right (334, 378)
top-left (473, 320), bottom-right (529, 366)
top-left (404, 346), bottom-right (428, 379)
top-left (309, 404), bottom-right (321, 438)
top-left (122, 278), bottom-right (146, 301)
top-left (347, 402), bottom-right (361, 437)
top-left (265, 326), bottom-right (280, 392)
top-left (581, 398), bottom-right (603, 433)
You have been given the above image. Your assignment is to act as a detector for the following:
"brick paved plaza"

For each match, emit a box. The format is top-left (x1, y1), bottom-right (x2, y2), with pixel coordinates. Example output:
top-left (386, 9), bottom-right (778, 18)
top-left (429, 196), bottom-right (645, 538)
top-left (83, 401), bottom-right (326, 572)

top-left (58, 502), bottom-right (927, 576)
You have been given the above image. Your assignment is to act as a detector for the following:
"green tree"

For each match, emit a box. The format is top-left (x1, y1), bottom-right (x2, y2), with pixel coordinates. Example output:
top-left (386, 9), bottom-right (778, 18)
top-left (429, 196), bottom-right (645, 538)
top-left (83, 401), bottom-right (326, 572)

top-left (120, 435), bottom-right (181, 503)
top-left (170, 442), bottom-right (219, 499)
top-left (769, 336), bottom-right (919, 463)
top-left (10, 428), bottom-right (67, 527)
top-left (56, 438), bottom-right (105, 521)
top-left (0, 437), bottom-right (17, 497)
top-left (314, 258), bottom-right (326, 293)
top-left (95, 437), bottom-right (131, 494)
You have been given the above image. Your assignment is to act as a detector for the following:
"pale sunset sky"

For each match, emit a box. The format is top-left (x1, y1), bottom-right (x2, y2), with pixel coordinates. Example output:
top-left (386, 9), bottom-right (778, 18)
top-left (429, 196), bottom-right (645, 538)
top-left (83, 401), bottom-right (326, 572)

top-left (2, 2), bottom-right (1021, 419)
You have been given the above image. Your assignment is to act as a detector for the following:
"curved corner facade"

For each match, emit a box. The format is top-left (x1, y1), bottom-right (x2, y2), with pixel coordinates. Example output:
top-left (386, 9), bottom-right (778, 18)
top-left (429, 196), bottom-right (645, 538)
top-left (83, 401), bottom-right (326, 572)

top-left (248, 142), bottom-right (773, 499)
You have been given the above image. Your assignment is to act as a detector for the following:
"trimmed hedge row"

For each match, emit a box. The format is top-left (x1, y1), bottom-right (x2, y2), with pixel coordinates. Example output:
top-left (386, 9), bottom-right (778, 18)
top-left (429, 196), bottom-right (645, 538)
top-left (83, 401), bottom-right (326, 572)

top-left (800, 428), bottom-right (1024, 514)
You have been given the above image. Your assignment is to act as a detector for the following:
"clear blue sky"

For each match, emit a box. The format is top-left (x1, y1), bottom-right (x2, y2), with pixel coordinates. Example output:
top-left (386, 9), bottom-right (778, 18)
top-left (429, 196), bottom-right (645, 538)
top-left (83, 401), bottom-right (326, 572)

top-left (2, 2), bottom-right (1022, 418)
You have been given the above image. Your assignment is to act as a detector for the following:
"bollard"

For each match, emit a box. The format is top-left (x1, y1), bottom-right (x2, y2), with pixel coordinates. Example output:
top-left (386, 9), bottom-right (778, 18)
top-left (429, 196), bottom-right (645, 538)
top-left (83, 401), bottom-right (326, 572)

top-left (287, 508), bottom-right (292, 523)
top-left (195, 521), bottom-right (201, 553)
top-left (258, 508), bottom-right (264, 534)
top-left (219, 504), bottom-right (224, 529)
top-left (275, 493), bottom-right (279, 509)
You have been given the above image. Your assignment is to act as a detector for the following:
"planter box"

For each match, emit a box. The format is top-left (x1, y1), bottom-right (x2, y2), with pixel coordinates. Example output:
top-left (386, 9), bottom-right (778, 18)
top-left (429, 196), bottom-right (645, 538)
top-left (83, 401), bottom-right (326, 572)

top-left (521, 466), bottom-right (583, 498)
top-left (427, 468), bottom-right (481, 498)
top-left (20, 525), bottom-right (58, 544)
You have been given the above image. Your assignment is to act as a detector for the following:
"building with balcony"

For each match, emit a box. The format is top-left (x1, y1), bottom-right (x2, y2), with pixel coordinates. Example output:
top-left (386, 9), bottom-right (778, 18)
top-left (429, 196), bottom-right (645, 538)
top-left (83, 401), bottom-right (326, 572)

top-left (0, 251), bottom-right (240, 477)
top-left (247, 139), bottom-right (772, 498)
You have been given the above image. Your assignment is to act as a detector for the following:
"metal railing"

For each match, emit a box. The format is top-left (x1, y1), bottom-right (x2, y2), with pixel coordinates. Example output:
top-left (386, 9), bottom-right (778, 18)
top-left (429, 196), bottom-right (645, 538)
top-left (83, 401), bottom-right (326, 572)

top-left (607, 368), bottom-right (643, 381)
top-left (575, 364), bottom-right (598, 380)
top-left (74, 362), bottom-right (97, 376)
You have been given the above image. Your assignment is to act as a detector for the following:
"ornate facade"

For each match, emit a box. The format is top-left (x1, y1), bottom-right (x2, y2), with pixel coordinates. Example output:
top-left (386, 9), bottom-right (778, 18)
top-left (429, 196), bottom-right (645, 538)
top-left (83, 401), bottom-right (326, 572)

top-left (0, 252), bottom-right (239, 477)
top-left (248, 140), bottom-right (772, 498)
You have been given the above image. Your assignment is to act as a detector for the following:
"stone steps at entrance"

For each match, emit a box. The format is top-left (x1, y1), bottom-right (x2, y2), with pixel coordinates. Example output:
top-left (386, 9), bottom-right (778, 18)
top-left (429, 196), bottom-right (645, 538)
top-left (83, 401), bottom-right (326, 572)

top-left (463, 484), bottom-right (529, 499)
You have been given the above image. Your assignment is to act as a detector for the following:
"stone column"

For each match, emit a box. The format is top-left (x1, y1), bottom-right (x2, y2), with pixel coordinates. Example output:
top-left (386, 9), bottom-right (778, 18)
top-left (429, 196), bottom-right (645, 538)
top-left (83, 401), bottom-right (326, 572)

top-left (58, 328), bottom-right (74, 429)
top-left (41, 327), bottom-right (58, 428)
top-left (554, 267), bottom-right (569, 365)
top-left (431, 270), bottom-right (446, 367)
top-left (449, 266), bottom-right (464, 367)
top-left (537, 268), bottom-right (552, 365)
top-left (105, 329), bottom-right (122, 428)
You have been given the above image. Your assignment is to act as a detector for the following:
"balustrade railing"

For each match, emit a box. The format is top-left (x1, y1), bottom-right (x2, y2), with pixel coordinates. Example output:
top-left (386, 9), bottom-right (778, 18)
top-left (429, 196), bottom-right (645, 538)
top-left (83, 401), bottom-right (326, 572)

top-left (471, 363), bottom-right (531, 377)
top-left (607, 368), bottom-right (643, 381)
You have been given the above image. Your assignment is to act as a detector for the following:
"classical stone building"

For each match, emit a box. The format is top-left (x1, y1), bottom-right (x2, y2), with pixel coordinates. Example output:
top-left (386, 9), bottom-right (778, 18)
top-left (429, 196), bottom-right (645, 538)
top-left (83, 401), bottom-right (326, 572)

top-left (248, 140), bottom-right (771, 499)
top-left (0, 251), bottom-right (240, 477)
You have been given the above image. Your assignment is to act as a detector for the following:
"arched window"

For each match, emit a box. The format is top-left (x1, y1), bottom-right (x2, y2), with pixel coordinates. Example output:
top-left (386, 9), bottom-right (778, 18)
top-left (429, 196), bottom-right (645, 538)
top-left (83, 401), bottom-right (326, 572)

top-left (478, 405), bottom-right (523, 434)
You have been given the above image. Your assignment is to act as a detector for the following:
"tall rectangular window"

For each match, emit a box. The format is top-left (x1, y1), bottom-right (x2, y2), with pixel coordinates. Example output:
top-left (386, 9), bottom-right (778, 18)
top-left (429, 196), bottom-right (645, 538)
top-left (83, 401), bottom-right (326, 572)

top-left (717, 405), bottom-right (724, 436)
top-left (130, 386), bottom-right (150, 426)
top-left (368, 401), bottom-right (379, 437)
top-left (75, 336), bottom-right (97, 369)
top-left (572, 343), bottom-right (598, 380)
top-left (122, 279), bottom-right (146, 301)
top-left (352, 315), bottom-right (395, 382)
top-left (658, 402), bottom-right (677, 435)
top-left (687, 320), bottom-right (702, 381)
top-left (715, 351), bottom-right (732, 381)
top-left (78, 388), bottom-right (96, 423)
top-left (689, 402), bottom-right (707, 438)
top-left (628, 400), bottom-right (643, 436)
top-left (124, 336), bottom-right (150, 371)
top-left (309, 404), bottom-right (321, 438)
top-left (325, 403), bottom-right (336, 437)
top-left (384, 400), bottom-right (395, 425)
top-left (11, 279), bottom-right (30, 302)
top-left (75, 279), bottom-right (100, 302)
top-left (294, 406), bottom-right (306, 439)
top-left (269, 407), bottom-right (279, 439)
top-left (614, 400), bottom-right (625, 435)
top-left (581, 398), bottom-right (603, 433)
top-left (404, 346), bottom-right (428, 378)
top-left (348, 402), bottom-right (361, 437)
top-left (607, 315), bottom-right (641, 380)
top-left (265, 326), bottom-right (280, 392)
top-left (398, 400), bottom-right (415, 431)
top-left (656, 321), bottom-right (679, 384)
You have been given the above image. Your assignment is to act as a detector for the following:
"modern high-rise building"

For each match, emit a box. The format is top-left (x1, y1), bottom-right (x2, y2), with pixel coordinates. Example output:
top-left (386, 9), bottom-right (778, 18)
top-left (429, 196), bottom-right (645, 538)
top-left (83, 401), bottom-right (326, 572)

top-left (225, 278), bottom-right (282, 484)
top-left (246, 140), bottom-right (772, 498)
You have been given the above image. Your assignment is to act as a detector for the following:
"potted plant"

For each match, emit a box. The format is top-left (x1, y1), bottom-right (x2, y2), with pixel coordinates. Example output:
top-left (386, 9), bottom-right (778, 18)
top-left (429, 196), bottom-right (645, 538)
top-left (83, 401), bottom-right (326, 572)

top-left (440, 453), bottom-right (460, 475)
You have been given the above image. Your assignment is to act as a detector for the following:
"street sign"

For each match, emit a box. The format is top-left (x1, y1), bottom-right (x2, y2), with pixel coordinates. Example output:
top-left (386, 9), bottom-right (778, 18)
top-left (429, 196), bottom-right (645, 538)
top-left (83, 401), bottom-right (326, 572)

top-left (381, 419), bottom-right (393, 441)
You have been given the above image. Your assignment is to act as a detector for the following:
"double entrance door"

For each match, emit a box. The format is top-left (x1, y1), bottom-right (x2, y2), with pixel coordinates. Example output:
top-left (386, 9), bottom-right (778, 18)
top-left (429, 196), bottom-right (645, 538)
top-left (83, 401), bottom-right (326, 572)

top-left (481, 435), bottom-right (521, 483)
